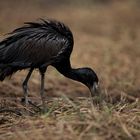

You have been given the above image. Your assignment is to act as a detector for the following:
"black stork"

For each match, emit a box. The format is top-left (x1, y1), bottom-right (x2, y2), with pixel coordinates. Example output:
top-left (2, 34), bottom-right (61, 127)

top-left (0, 19), bottom-right (99, 111)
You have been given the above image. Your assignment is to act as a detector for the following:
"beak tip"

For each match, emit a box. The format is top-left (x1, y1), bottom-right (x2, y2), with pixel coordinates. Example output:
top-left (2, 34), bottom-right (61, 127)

top-left (90, 82), bottom-right (100, 97)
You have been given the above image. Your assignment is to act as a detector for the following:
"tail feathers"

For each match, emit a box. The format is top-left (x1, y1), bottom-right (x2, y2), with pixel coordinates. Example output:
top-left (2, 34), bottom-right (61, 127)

top-left (0, 65), bottom-right (14, 81)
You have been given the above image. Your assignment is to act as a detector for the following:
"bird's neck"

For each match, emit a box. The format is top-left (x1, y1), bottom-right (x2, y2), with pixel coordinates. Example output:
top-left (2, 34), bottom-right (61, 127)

top-left (54, 60), bottom-right (82, 83)
top-left (62, 68), bottom-right (80, 82)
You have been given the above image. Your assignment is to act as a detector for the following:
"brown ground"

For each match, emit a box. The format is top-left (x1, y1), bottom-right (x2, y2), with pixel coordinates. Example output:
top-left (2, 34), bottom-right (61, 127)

top-left (0, 1), bottom-right (140, 140)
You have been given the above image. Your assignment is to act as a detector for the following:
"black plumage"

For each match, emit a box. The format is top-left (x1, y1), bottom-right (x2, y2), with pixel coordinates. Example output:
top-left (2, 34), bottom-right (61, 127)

top-left (0, 19), bottom-right (99, 111)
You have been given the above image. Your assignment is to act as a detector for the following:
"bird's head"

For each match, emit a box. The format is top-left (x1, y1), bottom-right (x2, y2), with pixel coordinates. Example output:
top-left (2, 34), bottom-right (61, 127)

top-left (76, 68), bottom-right (99, 96)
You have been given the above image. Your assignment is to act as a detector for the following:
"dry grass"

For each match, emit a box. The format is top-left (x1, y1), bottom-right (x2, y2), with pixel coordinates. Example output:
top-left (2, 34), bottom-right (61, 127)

top-left (0, 1), bottom-right (140, 140)
top-left (0, 96), bottom-right (139, 140)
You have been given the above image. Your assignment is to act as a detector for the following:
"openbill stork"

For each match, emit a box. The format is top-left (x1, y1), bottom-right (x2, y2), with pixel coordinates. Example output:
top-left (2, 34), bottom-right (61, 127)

top-left (0, 19), bottom-right (99, 111)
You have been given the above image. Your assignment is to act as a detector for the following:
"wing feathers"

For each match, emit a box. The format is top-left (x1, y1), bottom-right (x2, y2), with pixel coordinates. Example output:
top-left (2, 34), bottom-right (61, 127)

top-left (0, 19), bottom-right (73, 68)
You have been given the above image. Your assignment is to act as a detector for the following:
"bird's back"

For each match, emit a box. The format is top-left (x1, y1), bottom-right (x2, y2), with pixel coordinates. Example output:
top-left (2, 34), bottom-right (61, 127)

top-left (0, 19), bottom-right (74, 80)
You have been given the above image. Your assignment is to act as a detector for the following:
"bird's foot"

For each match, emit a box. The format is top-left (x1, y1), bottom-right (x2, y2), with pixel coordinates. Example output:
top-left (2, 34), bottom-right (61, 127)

top-left (41, 107), bottom-right (48, 114)
top-left (21, 97), bottom-right (42, 112)
top-left (21, 97), bottom-right (29, 104)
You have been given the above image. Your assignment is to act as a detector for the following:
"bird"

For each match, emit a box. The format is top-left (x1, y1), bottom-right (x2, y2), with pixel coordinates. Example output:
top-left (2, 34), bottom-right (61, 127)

top-left (0, 19), bottom-right (99, 112)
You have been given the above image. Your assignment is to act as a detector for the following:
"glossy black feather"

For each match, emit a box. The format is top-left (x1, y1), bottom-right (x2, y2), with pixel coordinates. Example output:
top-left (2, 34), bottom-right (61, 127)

top-left (0, 19), bottom-right (74, 80)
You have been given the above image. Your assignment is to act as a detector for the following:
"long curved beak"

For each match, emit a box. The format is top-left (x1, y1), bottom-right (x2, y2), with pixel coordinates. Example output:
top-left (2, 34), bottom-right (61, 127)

top-left (89, 82), bottom-right (100, 97)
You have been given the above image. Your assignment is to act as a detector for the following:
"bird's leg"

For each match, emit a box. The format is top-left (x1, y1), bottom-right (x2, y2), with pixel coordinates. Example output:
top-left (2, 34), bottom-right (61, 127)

top-left (40, 72), bottom-right (47, 113)
top-left (39, 67), bottom-right (47, 113)
top-left (22, 68), bottom-right (33, 106)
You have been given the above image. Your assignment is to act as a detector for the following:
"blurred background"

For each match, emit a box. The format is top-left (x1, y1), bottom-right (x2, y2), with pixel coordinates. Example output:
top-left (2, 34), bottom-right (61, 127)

top-left (0, 0), bottom-right (140, 99)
